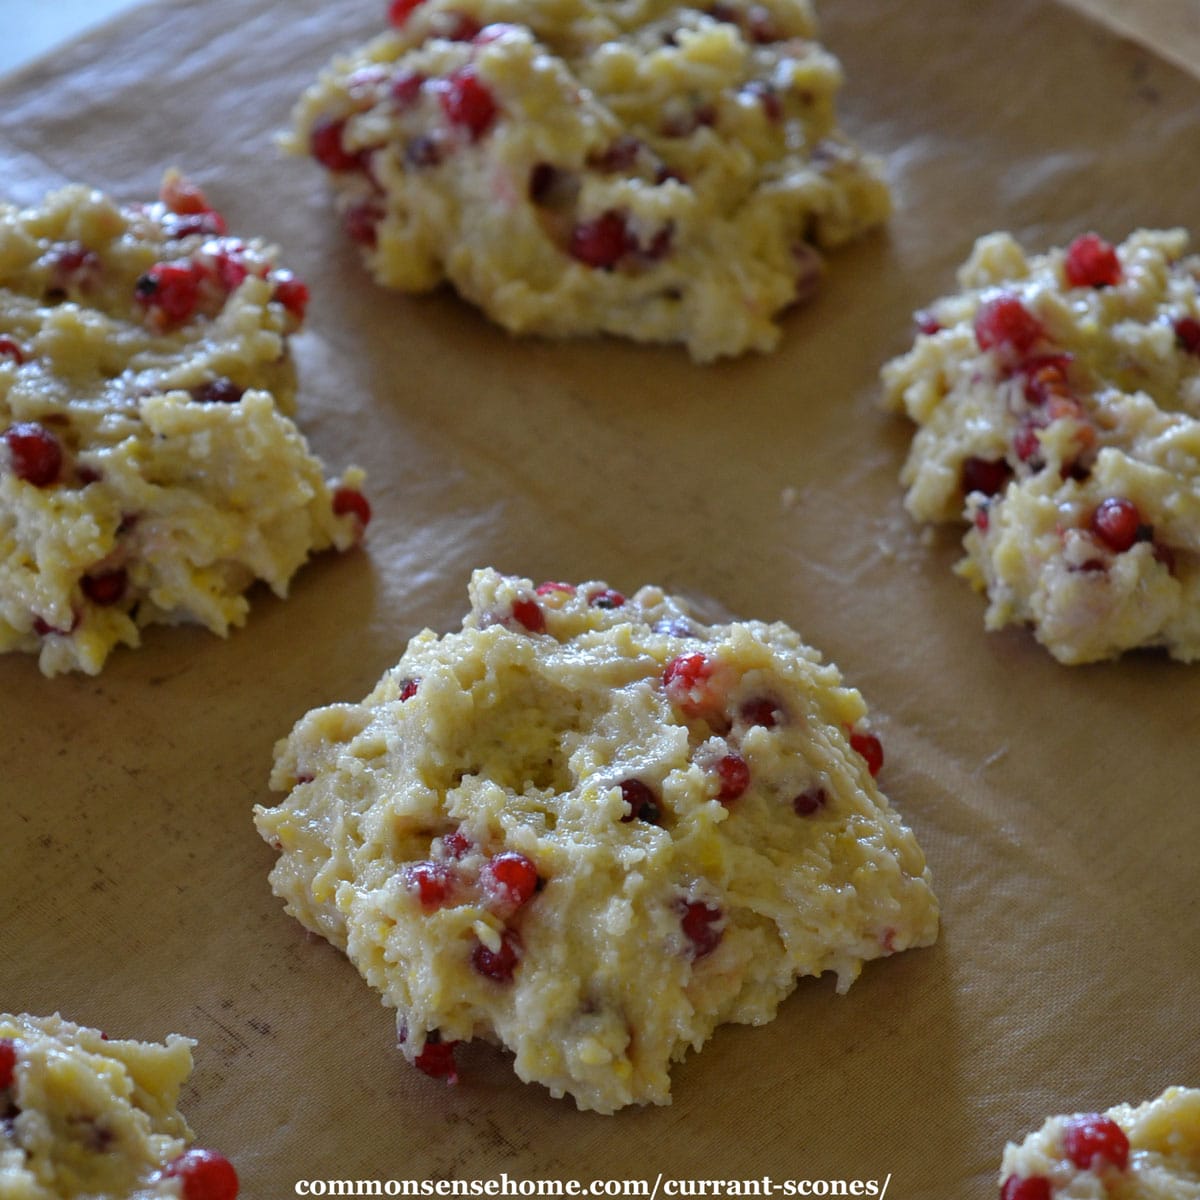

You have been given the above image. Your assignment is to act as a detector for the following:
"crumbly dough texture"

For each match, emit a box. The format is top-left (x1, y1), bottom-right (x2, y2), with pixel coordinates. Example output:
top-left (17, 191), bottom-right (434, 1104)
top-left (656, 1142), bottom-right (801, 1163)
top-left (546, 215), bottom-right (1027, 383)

top-left (0, 1013), bottom-right (196, 1199)
top-left (256, 568), bottom-right (938, 1113)
top-left (881, 229), bottom-right (1200, 664)
top-left (290, 0), bottom-right (890, 361)
top-left (0, 174), bottom-right (364, 676)
top-left (1000, 1087), bottom-right (1200, 1199)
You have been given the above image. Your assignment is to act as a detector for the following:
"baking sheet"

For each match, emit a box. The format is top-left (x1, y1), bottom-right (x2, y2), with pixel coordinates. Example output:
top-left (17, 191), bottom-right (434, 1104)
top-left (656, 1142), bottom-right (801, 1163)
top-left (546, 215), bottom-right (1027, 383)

top-left (2, 0), bottom-right (1199, 1195)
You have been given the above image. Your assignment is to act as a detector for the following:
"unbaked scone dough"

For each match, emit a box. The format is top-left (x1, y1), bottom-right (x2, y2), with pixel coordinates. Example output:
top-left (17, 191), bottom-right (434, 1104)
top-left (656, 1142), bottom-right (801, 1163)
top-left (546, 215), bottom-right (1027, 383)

top-left (882, 229), bottom-right (1200, 664)
top-left (0, 173), bottom-right (368, 677)
top-left (999, 1087), bottom-right (1200, 1200)
top-left (289, 0), bottom-right (890, 361)
top-left (255, 568), bottom-right (938, 1113)
top-left (0, 1012), bottom-right (238, 1199)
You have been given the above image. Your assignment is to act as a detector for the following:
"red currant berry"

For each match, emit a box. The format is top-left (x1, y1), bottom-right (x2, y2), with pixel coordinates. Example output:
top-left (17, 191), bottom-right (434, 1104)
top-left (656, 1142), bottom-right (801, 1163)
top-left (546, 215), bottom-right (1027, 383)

top-left (511, 597), bottom-right (545, 633)
top-left (482, 852), bottom-right (539, 907)
top-left (190, 378), bottom-right (244, 405)
top-left (388, 0), bottom-right (426, 25)
top-left (1090, 497), bottom-right (1141, 553)
top-left (716, 754), bottom-right (750, 802)
top-left (414, 1036), bottom-right (459, 1082)
top-left (471, 930), bottom-right (520, 982)
top-left (680, 900), bottom-right (723, 959)
top-left (0, 337), bottom-right (26, 364)
top-left (163, 1148), bottom-right (239, 1200)
top-left (442, 829), bottom-right (471, 859)
top-left (663, 653), bottom-right (716, 716)
top-left (619, 779), bottom-right (662, 824)
top-left (974, 295), bottom-right (1044, 356)
top-left (1020, 354), bottom-right (1074, 405)
top-left (1000, 1174), bottom-right (1051, 1200)
top-left (160, 174), bottom-right (216, 216)
top-left (392, 70), bottom-right (426, 106)
top-left (4, 422), bottom-right (63, 487)
top-left (1063, 1113), bottom-right (1130, 1171)
top-left (405, 861), bottom-right (453, 908)
top-left (1064, 233), bottom-right (1122, 288)
top-left (81, 569), bottom-right (127, 607)
top-left (792, 787), bottom-right (827, 816)
top-left (740, 697), bottom-right (784, 728)
top-left (569, 211), bottom-right (632, 269)
top-left (439, 68), bottom-right (498, 140)
top-left (272, 272), bottom-right (309, 322)
top-left (849, 730), bottom-right (884, 777)
top-left (1174, 315), bottom-right (1200, 355)
top-left (588, 588), bottom-right (625, 609)
top-left (310, 117), bottom-right (364, 172)
top-left (0, 1039), bottom-right (15, 1089)
top-left (962, 456), bottom-right (1012, 498)
top-left (332, 487), bottom-right (372, 530)
top-left (135, 263), bottom-right (200, 325)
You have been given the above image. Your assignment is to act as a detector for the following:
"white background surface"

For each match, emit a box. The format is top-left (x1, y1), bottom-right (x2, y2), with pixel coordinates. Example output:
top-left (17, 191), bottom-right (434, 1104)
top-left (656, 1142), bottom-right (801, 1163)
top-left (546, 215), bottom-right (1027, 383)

top-left (0, 0), bottom-right (145, 75)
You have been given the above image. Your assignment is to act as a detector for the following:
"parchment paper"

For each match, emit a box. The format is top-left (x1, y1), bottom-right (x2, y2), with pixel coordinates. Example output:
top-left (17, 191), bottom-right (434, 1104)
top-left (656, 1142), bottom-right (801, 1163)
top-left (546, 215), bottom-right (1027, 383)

top-left (3, 2), bottom-right (1199, 1196)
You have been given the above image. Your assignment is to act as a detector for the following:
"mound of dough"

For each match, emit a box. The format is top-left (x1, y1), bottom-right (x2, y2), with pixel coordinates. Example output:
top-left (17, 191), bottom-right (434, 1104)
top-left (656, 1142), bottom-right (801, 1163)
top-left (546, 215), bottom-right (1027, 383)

top-left (999, 1087), bottom-right (1200, 1199)
top-left (0, 173), bottom-right (368, 676)
top-left (882, 229), bottom-right (1200, 664)
top-left (289, 0), bottom-right (890, 361)
top-left (255, 568), bottom-right (938, 1113)
top-left (0, 1012), bottom-right (238, 1199)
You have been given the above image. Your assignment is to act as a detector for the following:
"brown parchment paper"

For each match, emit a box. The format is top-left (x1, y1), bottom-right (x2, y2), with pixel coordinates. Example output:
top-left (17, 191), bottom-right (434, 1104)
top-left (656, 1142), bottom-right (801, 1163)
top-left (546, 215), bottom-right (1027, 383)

top-left (2, 1), bottom-right (1199, 1196)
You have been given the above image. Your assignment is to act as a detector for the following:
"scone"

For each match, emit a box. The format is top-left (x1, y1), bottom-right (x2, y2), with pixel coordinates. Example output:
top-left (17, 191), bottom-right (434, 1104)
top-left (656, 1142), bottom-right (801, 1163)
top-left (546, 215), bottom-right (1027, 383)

top-left (289, 0), bottom-right (891, 361)
top-left (255, 568), bottom-right (938, 1113)
top-left (999, 1087), bottom-right (1200, 1199)
top-left (882, 229), bottom-right (1200, 664)
top-left (0, 1012), bottom-right (238, 1199)
top-left (0, 172), bottom-right (369, 676)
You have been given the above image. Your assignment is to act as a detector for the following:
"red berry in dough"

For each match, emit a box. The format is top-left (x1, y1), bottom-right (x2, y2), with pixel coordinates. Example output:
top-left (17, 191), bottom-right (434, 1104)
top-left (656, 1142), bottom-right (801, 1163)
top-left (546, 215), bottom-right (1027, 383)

top-left (164, 1148), bottom-right (239, 1200)
top-left (4, 422), bottom-right (62, 487)
top-left (716, 754), bottom-right (750, 802)
top-left (849, 730), bottom-right (883, 777)
top-left (1000, 1176), bottom-right (1051, 1200)
top-left (1090, 497), bottom-right (1142, 553)
top-left (511, 597), bottom-right (546, 633)
top-left (332, 487), bottom-right (372, 530)
top-left (0, 1039), bottom-right (15, 1089)
top-left (974, 295), bottom-right (1044, 356)
top-left (472, 930), bottom-right (520, 981)
top-left (680, 901), bottom-right (723, 959)
top-left (1064, 234), bottom-right (1122, 288)
top-left (439, 68), bottom-right (498, 140)
top-left (569, 211), bottom-right (632, 269)
top-left (483, 852), bottom-right (539, 907)
top-left (1063, 1114), bottom-right (1130, 1171)
top-left (414, 1036), bottom-right (459, 1081)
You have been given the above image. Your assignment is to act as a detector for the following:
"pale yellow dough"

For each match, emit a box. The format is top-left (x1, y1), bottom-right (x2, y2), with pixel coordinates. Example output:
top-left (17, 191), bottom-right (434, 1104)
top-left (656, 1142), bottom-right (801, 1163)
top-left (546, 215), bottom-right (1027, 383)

top-left (882, 229), bottom-right (1200, 664)
top-left (0, 175), bottom-right (365, 676)
top-left (290, 0), bottom-right (890, 361)
top-left (1000, 1087), bottom-right (1200, 1199)
top-left (255, 568), bottom-right (938, 1113)
top-left (0, 1013), bottom-right (231, 1199)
